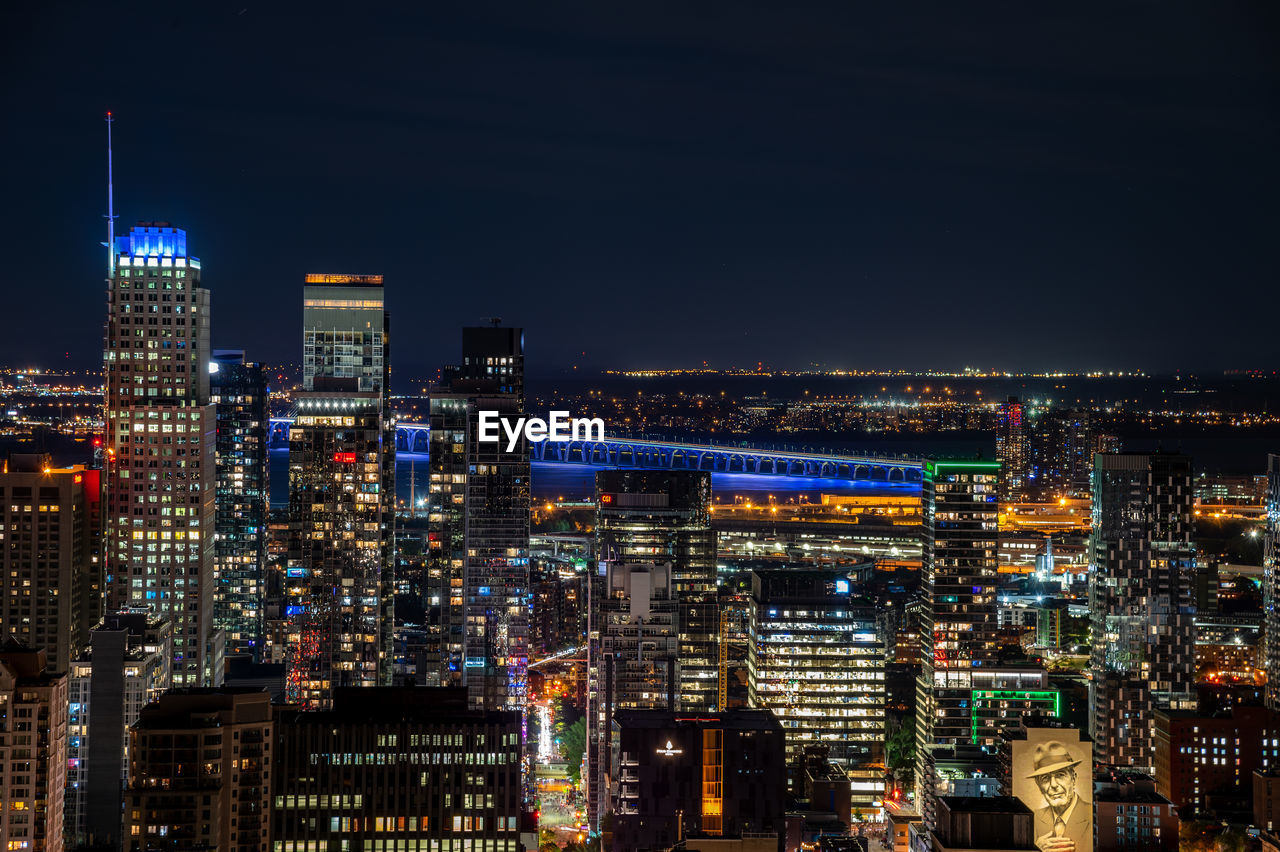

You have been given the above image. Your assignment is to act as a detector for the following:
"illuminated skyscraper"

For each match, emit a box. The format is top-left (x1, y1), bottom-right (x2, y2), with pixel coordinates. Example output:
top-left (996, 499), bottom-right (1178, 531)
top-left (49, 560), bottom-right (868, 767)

top-left (426, 326), bottom-right (529, 714)
top-left (210, 350), bottom-right (268, 661)
top-left (1088, 452), bottom-right (1197, 771)
top-left (285, 274), bottom-right (395, 709)
top-left (915, 459), bottom-right (1001, 822)
top-left (103, 223), bottom-right (217, 687)
top-left (595, 470), bottom-right (719, 712)
top-left (996, 397), bottom-right (1030, 501)
top-left (1266, 454), bottom-right (1280, 710)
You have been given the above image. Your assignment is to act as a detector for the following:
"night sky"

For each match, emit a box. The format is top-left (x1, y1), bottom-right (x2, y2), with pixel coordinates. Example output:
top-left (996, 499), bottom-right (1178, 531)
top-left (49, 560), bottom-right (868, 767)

top-left (2, 2), bottom-right (1276, 381)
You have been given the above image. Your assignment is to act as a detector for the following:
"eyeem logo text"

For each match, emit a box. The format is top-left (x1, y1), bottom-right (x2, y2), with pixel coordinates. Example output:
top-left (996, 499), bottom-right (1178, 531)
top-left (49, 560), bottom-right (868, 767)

top-left (478, 410), bottom-right (605, 452)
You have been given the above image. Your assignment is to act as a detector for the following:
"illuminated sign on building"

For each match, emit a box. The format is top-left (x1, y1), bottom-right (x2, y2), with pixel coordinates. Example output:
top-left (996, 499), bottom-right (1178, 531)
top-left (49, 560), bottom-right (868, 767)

top-left (303, 273), bottom-right (385, 285)
top-left (656, 740), bottom-right (684, 757)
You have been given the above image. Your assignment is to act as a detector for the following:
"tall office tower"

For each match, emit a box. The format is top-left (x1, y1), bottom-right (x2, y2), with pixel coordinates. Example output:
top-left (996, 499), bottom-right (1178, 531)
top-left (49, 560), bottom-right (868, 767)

top-left (587, 561), bottom-right (679, 828)
top-left (285, 274), bottom-right (394, 709)
top-left (123, 688), bottom-right (273, 852)
top-left (104, 223), bottom-right (217, 687)
top-left (915, 460), bottom-right (1001, 824)
top-left (1089, 453), bottom-right (1197, 771)
top-left (747, 568), bottom-right (886, 812)
top-left (210, 350), bottom-right (269, 661)
top-left (1266, 454), bottom-right (1280, 711)
top-left (427, 326), bottom-right (529, 713)
top-left (273, 688), bottom-right (523, 852)
top-left (0, 453), bottom-right (101, 671)
top-left (996, 398), bottom-right (1030, 502)
top-left (0, 641), bottom-right (68, 852)
top-left (65, 612), bottom-right (172, 849)
top-left (595, 470), bottom-right (718, 712)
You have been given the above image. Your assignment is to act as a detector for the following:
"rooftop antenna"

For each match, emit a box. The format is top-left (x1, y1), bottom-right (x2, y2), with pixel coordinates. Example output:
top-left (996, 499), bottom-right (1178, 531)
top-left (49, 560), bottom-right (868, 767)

top-left (482, 316), bottom-right (502, 327)
top-left (104, 112), bottom-right (118, 277)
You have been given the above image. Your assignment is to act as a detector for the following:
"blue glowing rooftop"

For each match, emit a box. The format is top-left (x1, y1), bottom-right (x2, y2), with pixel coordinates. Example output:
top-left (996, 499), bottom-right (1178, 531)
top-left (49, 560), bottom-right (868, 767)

top-left (114, 223), bottom-right (190, 259)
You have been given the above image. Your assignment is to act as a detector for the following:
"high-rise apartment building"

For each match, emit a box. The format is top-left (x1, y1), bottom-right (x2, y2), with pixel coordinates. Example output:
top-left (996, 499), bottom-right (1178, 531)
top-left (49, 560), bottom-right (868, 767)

top-left (211, 350), bottom-right (269, 661)
top-left (1265, 454), bottom-right (1280, 711)
top-left (915, 459), bottom-right (1001, 822)
top-left (285, 275), bottom-right (394, 709)
top-left (65, 612), bottom-right (172, 849)
top-left (996, 398), bottom-right (1030, 502)
top-left (104, 223), bottom-right (217, 687)
top-left (0, 641), bottom-right (68, 852)
top-left (124, 688), bottom-right (273, 852)
top-left (595, 470), bottom-right (718, 713)
top-left (1089, 453), bottom-right (1197, 771)
top-left (427, 326), bottom-right (529, 713)
top-left (586, 561), bottom-right (679, 826)
top-left (1032, 409), bottom-right (1097, 498)
top-left (0, 453), bottom-right (101, 672)
top-left (747, 568), bottom-right (885, 811)
top-left (272, 687), bottom-right (523, 852)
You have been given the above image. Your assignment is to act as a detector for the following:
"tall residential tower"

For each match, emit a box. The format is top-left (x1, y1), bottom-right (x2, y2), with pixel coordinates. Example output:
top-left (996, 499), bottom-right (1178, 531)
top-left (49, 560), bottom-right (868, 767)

top-left (427, 326), bottom-right (530, 713)
top-left (914, 459), bottom-right (1000, 821)
top-left (1089, 452), bottom-right (1197, 770)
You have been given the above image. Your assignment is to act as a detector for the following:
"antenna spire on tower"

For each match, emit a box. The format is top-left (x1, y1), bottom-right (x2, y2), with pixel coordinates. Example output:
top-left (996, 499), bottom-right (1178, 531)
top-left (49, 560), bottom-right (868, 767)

top-left (105, 112), bottom-right (117, 277)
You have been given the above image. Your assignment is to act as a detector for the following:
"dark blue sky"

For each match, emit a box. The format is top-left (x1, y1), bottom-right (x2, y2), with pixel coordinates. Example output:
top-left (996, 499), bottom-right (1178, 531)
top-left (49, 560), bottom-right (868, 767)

top-left (2, 2), bottom-right (1276, 380)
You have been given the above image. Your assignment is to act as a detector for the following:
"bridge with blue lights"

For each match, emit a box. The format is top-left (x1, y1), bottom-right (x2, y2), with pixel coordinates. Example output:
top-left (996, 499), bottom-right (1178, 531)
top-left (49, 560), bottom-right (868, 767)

top-left (267, 418), bottom-right (924, 482)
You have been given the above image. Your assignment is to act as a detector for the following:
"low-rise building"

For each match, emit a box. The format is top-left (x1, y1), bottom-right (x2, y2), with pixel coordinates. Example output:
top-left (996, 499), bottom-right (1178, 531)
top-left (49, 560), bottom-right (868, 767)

top-left (1094, 771), bottom-right (1178, 852)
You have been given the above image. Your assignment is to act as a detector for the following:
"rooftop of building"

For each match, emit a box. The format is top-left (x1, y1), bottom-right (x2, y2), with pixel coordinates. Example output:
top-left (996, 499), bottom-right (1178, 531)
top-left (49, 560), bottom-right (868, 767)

top-left (135, 687), bottom-right (272, 729)
top-left (614, 707), bottom-right (784, 733)
top-left (938, 796), bottom-right (1031, 815)
top-left (0, 638), bottom-right (62, 682)
top-left (277, 687), bottom-right (521, 726)
top-left (2, 452), bottom-right (90, 476)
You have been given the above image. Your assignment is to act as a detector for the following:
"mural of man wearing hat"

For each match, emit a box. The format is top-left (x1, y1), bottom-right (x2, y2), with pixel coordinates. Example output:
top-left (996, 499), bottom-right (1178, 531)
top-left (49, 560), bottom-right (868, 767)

top-left (1026, 740), bottom-right (1091, 852)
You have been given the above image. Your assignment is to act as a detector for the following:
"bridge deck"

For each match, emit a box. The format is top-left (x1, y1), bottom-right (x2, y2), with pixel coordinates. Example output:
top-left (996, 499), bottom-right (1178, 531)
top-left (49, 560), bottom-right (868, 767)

top-left (267, 418), bottom-right (924, 481)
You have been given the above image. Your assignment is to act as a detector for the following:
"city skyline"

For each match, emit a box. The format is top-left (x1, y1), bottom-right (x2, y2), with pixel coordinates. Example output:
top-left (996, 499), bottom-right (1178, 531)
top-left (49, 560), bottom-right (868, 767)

top-left (0, 6), bottom-right (1279, 851)
top-left (3, 3), bottom-right (1277, 377)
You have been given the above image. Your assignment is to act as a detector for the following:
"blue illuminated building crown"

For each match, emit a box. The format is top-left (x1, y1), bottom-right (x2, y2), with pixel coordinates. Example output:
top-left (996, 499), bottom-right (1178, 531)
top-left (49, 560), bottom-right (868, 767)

top-left (114, 222), bottom-right (193, 260)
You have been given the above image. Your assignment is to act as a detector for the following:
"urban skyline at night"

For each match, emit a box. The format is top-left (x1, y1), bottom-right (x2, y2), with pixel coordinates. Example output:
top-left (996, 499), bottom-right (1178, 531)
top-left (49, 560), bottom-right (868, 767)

top-left (0, 5), bottom-right (1278, 852)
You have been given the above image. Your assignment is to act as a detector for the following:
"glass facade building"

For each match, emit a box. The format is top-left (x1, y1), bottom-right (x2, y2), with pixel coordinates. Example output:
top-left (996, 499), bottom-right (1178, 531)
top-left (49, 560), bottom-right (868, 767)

top-left (210, 351), bottom-right (268, 661)
top-left (286, 274), bottom-right (394, 709)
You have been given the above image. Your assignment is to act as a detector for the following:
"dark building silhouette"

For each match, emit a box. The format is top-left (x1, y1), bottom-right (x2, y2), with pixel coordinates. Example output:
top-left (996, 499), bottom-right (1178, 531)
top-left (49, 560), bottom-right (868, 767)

top-left (611, 709), bottom-right (786, 852)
